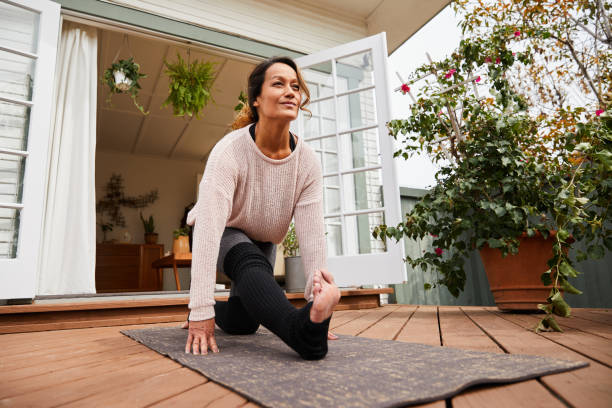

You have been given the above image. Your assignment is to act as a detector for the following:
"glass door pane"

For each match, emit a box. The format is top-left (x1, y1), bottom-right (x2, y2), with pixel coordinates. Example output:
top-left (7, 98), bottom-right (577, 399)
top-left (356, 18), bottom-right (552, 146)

top-left (298, 48), bottom-right (387, 258)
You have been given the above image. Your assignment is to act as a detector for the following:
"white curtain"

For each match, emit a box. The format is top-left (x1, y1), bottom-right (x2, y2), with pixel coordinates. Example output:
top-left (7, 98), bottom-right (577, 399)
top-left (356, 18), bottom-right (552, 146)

top-left (37, 22), bottom-right (98, 295)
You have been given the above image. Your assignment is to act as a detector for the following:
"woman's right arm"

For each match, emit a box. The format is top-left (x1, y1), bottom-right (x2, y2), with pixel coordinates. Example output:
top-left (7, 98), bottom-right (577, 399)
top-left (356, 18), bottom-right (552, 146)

top-left (187, 149), bottom-right (236, 322)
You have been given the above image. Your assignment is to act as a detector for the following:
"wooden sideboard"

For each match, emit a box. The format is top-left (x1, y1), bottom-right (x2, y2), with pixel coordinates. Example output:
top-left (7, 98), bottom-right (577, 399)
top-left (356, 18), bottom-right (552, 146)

top-left (96, 243), bottom-right (164, 292)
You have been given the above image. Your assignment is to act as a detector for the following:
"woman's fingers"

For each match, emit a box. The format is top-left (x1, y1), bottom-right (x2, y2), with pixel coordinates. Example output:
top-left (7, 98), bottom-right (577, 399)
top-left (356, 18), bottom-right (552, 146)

top-left (209, 334), bottom-right (219, 353)
top-left (328, 331), bottom-right (339, 340)
top-left (185, 333), bottom-right (194, 353)
top-left (192, 336), bottom-right (201, 355)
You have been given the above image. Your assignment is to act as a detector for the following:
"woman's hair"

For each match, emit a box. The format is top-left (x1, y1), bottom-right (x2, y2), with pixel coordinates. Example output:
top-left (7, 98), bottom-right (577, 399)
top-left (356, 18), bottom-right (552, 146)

top-left (231, 56), bottom-right (310, 130)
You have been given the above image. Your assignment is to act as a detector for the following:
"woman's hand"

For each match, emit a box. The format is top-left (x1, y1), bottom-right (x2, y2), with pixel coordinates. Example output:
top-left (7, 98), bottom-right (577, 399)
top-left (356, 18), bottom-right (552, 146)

top-left (328, 331), bottom-right (339, 340)
top-left (185, 318), bottom-right (219, 355)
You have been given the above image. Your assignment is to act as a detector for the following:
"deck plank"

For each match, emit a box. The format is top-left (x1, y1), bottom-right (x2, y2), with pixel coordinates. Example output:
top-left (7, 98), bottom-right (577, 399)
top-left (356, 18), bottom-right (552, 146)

top-left (1, 357), bottom-right (183, 407)
top-left (359, 305), bottom-right (417, 340)
top-left (332, 305), bottom-right (401, 336)
top-left (394, 305), bottom-right (441, 346)
top-left (500, 312), bottom-right (612, 367)
top-left (571, 309), bottom-right (612, 325)
top-left (536, 313), bottom-right (612, 340)
top-left (437, 307), bottom-right (563, 408)
top-left (61, 367), bottom-right (207, 407)
top-left (464, 307), bottom-right (612, 408)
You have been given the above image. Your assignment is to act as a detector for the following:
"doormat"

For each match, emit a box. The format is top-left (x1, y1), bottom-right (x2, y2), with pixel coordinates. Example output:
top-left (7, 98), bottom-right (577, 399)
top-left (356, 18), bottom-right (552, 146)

top-left (121, 326), bottom-right (587, 408)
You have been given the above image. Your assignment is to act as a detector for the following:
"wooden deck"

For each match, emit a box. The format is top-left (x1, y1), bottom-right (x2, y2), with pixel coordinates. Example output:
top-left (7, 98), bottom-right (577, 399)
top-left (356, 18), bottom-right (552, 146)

top-left (1, 305), bottom-right (610, 407)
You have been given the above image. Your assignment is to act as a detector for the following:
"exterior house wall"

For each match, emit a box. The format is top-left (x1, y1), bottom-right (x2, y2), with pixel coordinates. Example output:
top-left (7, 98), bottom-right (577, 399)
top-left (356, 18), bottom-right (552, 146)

top-left (104, 0), bottom-right (368, 54)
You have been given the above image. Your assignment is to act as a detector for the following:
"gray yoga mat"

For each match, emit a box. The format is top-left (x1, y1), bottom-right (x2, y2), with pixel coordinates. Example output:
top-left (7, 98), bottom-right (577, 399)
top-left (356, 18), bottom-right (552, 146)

top-left (121, 326), bottom-right (587, 408)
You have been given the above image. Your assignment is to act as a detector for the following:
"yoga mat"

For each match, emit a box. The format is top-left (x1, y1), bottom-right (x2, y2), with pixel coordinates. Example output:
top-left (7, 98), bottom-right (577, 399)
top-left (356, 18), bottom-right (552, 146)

top-left (122, 326), bottom-right (587, 408)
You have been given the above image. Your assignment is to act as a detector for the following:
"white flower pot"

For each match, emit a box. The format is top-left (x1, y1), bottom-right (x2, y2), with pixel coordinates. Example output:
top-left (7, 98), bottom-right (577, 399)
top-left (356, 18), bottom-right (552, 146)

top-left (113, 69), bottom-right (132, 91)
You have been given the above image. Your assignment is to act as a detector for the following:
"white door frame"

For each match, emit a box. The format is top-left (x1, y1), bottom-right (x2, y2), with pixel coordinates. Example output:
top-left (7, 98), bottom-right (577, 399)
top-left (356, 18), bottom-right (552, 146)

top-left (295, 32), bottom-right (406, 288)
top-left (0, 0), bottom-right (61, 299)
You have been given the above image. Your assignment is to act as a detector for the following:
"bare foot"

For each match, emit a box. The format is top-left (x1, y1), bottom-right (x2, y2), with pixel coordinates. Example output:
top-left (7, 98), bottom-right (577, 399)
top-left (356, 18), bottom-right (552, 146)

top-left (310, 269), bottom-right (341, 323)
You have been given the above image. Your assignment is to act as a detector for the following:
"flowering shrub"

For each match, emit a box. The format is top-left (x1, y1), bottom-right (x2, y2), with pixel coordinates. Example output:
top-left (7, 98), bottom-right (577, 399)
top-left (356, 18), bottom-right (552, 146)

top-left (373, 0), bottom-right (611, 331)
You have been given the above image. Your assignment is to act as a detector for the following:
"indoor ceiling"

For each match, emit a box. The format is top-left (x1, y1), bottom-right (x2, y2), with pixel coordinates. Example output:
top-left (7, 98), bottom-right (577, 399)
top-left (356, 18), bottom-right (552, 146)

top-left (96, 29), bottom-right (257, 162)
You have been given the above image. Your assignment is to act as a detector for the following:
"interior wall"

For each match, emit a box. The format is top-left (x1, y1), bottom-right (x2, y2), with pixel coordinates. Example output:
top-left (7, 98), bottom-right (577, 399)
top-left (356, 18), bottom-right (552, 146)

top-left (95, 150), bottom-right (285, 291)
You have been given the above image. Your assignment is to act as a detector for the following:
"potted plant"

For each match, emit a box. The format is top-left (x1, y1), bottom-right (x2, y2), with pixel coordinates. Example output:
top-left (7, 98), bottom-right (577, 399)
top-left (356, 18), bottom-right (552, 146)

top-left (102, 57), bottom-right (149, 115)
top-left (282, 222), bottom-right (305, 292)
top-left (373, 0), bottom-right (611, 332)
top-left (173, 226), bottom-right (191, 259)
top-left (282, 223), bottom-right (330, 292)
top-left (140, 212), bottom-right (158, 244)
top-left (162, 52), bottom-right (216, 119)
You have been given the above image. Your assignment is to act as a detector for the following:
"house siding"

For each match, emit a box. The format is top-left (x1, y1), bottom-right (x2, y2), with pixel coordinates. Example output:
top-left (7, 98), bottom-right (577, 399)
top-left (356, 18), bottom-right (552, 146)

top-left (103, 0), bottom-right (368, 54)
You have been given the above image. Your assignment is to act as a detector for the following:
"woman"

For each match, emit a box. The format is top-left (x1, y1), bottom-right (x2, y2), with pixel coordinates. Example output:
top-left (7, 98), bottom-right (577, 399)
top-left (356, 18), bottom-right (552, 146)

top-left (184, 56), bottom-right (341, 360)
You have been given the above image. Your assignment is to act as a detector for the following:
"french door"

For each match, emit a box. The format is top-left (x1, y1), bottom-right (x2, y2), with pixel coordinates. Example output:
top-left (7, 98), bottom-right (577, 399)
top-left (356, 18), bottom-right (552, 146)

top-left (0, 0), bottom-right (60, 299)
top-left (294, 33), bottom-right (406, 288)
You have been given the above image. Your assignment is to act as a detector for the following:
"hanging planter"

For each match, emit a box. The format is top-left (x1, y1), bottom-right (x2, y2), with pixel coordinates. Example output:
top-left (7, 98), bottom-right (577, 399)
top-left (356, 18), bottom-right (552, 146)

top-left (102, 57), bottom-right (149, 115)
top-left (162, 52), bottom-right (216, 119)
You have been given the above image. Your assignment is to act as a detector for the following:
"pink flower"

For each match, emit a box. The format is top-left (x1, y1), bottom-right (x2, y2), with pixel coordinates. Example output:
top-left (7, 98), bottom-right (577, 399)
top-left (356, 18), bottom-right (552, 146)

top-left (495, 57), bottom-right (501, 64)
top-left (512, 52), bottom-right (516, 56)
top-left (430, 234), bottom-right (438, 237)
top-left (401, 83), bottom-right (410, 94)
top-left (514, 30), bottom-right (521, 37)
top-left (596, 109), bottom-right (604, 116)
top-left (444, 68), bottom-right (456, 79)
top-left (485, 57), bottom-right (492, 63)
top-left (435, 248), bottom-right (444, 256)
top-left (437, 110), bottom-right (443, 116)
top-left (475, 76), bottom-right (481, 83)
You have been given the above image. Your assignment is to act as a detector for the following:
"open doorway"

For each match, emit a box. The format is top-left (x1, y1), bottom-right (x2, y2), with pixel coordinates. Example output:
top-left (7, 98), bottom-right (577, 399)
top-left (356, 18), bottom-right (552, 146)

top-left (89, 23), bottom-right (266, 294)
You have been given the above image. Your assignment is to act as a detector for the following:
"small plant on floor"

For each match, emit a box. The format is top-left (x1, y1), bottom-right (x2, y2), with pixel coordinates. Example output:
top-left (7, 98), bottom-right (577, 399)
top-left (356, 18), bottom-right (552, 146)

top-left (173, 227), bottom-right (191, 239)
top-left (162, 52), bottom-right (216, 119)
top-left (102, 57), bottom-right (149, 115)
top-left (282, 222), bottom-right (299, 258)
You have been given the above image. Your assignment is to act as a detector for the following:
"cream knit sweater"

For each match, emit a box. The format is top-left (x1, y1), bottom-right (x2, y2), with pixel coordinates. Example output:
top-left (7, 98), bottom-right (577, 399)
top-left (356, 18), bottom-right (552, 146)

top-left (186, 124), bottom-right (327, 321)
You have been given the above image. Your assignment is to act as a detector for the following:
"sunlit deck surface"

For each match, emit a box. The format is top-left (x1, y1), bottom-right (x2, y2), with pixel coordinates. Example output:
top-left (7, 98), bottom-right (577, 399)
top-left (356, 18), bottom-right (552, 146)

top-left (1, 305), bottom-right (610, 407)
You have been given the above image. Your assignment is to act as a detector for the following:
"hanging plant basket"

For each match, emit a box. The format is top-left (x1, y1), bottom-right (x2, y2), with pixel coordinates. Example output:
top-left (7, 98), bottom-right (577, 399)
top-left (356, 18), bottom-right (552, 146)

top-left (102, 57), bottom-right (149, 115)
top-left (162, 52), bottom-right (216, 119)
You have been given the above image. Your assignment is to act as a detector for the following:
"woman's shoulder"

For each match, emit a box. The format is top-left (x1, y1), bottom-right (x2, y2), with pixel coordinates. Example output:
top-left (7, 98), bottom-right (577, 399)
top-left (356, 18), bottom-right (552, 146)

top-left (207, 126), bottom-right (249, 163)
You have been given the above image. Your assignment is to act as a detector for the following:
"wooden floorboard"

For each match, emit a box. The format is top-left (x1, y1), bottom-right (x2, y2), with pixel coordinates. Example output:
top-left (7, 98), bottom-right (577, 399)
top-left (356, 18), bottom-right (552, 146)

top-left (1, 307), bottom-right (610, 407)
top-left (465, 307), bottom-right (612, 408)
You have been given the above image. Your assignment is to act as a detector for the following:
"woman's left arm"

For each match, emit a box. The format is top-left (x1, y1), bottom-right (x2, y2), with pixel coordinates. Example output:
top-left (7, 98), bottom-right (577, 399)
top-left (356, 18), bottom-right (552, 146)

top-left (293, 160), bottom-right (328, 303)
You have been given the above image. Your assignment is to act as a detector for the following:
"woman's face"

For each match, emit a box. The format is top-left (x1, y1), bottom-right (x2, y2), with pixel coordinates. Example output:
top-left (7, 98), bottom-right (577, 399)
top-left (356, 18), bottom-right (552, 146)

top-left (253, 63), bottom-right (302, 122)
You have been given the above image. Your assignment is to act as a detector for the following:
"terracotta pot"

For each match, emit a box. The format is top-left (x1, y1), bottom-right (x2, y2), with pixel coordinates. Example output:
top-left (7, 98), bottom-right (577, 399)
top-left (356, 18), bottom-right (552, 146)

top-left (144, 233), bottom-right (158, 244)
top-left (479, 231), bottom-right (570, 311)
top-left (173, 235), bottom-right (190, 255)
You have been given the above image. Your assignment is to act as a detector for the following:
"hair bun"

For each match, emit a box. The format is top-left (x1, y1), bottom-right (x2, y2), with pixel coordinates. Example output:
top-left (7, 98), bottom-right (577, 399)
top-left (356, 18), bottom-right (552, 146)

top-left (231, 103), bottom-right (254, 130)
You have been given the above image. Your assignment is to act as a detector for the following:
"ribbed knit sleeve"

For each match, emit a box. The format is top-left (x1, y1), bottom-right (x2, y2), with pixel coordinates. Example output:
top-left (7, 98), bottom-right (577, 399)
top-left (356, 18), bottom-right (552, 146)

top-left (186, 148), bottom-right (236, 321)
top-left (293, 158), bottom-right (327, 303)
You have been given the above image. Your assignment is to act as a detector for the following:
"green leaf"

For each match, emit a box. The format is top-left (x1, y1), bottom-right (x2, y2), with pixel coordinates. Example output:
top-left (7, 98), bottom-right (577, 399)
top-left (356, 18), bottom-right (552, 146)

top-left (424, 283), bottom-right (432, 290)
top-left (487, 238), bottom-right (503, 248)
top-left (587, 244), bottom-right (605, 260)
top-left (575, 249), bottom-right (588, 262)
top-left (494, 206), bottom-right (507, 216)
top-left (559, 261), bottom-right (578, 278)
top-left (557, 229), bottom-right (570, 241)
top-left (545, 316), bottom-right (563, 332)
top-left (560, 279), bottom-right (582, 295)
top-left (540, 271), bottom-right (552, 286)
top-left (550, 291), bottom-right (571, 317)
